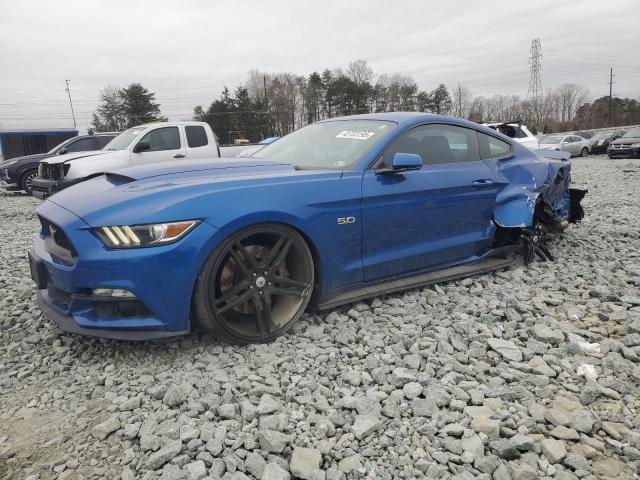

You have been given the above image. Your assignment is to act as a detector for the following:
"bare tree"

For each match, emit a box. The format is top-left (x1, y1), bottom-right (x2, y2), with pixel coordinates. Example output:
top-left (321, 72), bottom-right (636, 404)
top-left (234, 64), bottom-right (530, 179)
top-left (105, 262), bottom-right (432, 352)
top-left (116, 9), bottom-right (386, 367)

top-left (346, 59), bottom-right (374, 86)
top-left (451, 84), bottom-right (472, 118)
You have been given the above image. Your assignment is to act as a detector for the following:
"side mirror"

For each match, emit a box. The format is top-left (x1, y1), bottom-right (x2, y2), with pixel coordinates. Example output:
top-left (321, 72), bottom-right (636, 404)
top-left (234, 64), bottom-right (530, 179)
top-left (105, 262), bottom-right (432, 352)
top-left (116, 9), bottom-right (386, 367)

top-left (133, 141), bottom-right (151, 153)
top-left (392, 152), bottom-right (422, 170)
top-left (58, 147), bottom-right (68, 155)
top-left (376, 153), bottom-right (422, 175)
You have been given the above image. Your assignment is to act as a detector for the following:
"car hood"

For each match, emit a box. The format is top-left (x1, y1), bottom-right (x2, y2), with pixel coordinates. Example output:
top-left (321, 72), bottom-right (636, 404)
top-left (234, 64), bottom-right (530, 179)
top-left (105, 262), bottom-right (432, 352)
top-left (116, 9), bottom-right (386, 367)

top-left (44, 159), bottom-right (342, 226)
top-left (41, 150), bottom-right (113, 165)
top-left (611, 136), bottom-right (640, 144)
top-left (540, 143), bottom-right (561, 149)
top-left (0, 152), bottom-right (52, 167)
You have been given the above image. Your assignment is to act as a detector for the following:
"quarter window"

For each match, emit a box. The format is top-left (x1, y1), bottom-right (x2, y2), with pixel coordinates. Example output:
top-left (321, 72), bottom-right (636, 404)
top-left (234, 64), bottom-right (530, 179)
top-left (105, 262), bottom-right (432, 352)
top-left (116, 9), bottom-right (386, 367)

top-left (186, 126), bottom-right (208, 148)
top-left (379, 124), bottom-right (481, 167)
top-left (478, 132), bottom-right (512, 160)
top-left (138, 127), bottom-right (181, 151)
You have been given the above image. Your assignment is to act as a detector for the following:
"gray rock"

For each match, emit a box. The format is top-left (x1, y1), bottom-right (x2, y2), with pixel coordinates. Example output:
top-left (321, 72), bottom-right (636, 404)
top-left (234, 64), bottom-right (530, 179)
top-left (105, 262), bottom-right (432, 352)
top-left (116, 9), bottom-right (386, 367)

top-left (338, 454), bottom-right (362, 473)
top-left (411, 398), bottom-right (439, 417)
top-left (290, 447), bottom-right (321, 479)
top-left (489, 439), bottom-right (520, 460)
top-left (245, 452), bottom-right (267, 478)
top-left (146, 440), bottom-right (183, 470)
top-left (351, 415), bottom-right (382, 439)
top-left (184, 460), bottom-right (207, 480)
top-left (163, 384), bottom-right (187, 408)
top-left (258, 430), bottom-right (290, 453)
top-left (262, 463), bottom-right (291, 480)
top-left (92, 417), bottom-right (120, 440)
top-left (487, 338), bottom-right (523, 362)
top-left (258, 395), bottom-right (282, 415)
top-left (540, 438), bottom-right (566, 464)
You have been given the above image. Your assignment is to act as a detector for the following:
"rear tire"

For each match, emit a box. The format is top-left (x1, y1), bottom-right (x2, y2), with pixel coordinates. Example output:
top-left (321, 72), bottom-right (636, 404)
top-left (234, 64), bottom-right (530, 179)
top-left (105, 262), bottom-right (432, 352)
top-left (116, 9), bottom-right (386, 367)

top-left (581, 147), bottom-right (589, 157)
top-left (20, 169), bottom-right (37, 195)
top-left (192, 223), bottom-right (314, 344)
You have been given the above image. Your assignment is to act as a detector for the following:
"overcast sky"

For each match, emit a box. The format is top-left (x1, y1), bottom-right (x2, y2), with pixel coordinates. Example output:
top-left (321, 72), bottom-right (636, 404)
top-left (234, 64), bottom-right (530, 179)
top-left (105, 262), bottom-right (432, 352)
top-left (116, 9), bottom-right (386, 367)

top-left (1, 0), bottom-right (639, 132)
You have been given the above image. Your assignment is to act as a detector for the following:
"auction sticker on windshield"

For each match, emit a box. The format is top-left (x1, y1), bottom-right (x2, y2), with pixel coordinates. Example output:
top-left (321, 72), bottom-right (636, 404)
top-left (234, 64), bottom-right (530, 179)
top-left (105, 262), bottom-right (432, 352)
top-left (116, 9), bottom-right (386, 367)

top-left (336, 130), bottom-right (375, 140)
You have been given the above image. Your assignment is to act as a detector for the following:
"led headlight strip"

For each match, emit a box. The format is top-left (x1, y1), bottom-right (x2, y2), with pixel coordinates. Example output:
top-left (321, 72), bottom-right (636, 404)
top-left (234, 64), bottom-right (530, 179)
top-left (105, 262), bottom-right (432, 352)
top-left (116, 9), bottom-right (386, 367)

top-left (96, 221), bottom-right (199, 248)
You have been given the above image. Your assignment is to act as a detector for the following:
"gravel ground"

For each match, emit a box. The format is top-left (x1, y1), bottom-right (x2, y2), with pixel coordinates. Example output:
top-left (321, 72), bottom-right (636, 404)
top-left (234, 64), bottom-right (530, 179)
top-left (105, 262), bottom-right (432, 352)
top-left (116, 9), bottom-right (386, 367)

top-left (1, 155), bottom-right (639, 480)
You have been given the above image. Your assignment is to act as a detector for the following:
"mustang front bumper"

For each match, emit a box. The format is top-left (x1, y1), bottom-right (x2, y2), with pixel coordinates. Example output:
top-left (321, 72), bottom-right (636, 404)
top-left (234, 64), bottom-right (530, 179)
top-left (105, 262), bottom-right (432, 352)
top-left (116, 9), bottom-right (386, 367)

top-left (29, 200), bottom-right (219, 340)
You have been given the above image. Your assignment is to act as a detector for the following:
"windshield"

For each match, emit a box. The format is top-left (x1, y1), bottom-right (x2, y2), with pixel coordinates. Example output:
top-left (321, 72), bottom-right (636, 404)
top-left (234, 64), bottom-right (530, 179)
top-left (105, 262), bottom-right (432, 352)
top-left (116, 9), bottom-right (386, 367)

top-left (253, 120), bottom-right (396, 169)
top-left (103, 127), bottom-right (146, 150)
top-left (622, 128), bottom-right (640, 138)
top-left (592, 132), bottom-right (611, 140)
top-left (541, 135), bottom-right (563, 144)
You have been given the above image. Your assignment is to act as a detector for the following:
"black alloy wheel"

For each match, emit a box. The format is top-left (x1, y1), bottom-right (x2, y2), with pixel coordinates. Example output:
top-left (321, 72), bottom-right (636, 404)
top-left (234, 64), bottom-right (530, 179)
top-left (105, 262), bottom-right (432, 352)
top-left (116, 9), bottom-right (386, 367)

top-left (21, 170), bottom-right (37, 195)
top-left (193, 223), bottom-right (314, 344)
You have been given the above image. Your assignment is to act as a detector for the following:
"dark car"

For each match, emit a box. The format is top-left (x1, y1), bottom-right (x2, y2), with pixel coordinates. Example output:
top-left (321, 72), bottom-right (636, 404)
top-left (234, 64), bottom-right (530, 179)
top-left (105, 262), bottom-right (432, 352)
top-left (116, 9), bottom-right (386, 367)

top-left (590, 130), bottom-right (626, 155)
top-left (572, 130), bottom-right (593, 140)
top-left (0, 132), bottom-right (117, 194)
top-left (608, 127), bottom-right (640, 159)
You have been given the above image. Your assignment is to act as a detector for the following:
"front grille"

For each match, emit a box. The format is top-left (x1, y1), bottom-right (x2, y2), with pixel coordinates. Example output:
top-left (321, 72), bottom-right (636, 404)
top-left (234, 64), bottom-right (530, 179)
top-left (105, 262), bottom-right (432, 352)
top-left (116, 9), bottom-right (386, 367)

top-left (38, 162), bottom-right (67, 180)
top-left (39, 215), bottom-right (78, 262)
top-left (611, 144), bottom-right (631, 150)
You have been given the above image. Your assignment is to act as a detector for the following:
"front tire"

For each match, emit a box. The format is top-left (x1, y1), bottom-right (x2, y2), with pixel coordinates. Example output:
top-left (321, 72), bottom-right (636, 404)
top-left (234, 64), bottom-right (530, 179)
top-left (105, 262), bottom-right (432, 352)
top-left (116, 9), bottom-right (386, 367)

top-left (20, 169), bottom-right (37, 194)
top-left (193, 223), bottom-right (314, 344)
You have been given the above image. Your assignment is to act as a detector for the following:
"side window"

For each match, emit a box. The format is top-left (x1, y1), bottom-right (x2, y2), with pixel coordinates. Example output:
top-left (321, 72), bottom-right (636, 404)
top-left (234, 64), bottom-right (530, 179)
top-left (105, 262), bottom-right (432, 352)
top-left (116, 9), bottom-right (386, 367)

top-left (379, 124), bottom-right (480, 167)
top-left (95, 136), bottom-right (114, 149)
top-left (65, 138), bottom-right (96, 152)
top-left (570, 136), bottom-right (581, 143)
top-left (515, 127), bottom-right (528, 139)
top-left (185, 126), bottom-right (208, 148)
top-left (138, 127), bottom-right (181, 152)
top-left (478, 132), bottom-right (512, 160)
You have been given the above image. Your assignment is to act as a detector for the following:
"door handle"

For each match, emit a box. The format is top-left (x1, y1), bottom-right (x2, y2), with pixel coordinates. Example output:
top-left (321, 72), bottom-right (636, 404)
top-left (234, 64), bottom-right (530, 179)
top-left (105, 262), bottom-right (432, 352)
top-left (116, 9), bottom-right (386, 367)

top-left (174, 154), bottom-right (185, 158)
top-left (472, 179), bottom-right (494, 186)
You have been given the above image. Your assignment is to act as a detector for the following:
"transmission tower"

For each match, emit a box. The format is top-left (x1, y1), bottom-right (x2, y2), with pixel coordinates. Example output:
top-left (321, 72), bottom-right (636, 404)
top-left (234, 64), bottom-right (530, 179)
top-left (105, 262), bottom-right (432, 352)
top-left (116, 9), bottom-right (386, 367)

top-left (528, 38), bottom-right (543, 101)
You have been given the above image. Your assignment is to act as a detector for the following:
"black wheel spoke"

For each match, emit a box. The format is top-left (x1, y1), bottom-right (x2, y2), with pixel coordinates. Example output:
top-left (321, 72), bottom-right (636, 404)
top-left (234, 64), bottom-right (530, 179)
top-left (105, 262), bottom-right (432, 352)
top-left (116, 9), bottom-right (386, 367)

top-left (271, 276), bottom-right (309, 294)
top-left (253, 295), bottom-right (272, 337)
top-left (214, 284), bottom-right (252, 313)
top-left (232, 242), bottom-right (258, 272)
top-left (264, 237), bottom-right (292, 271)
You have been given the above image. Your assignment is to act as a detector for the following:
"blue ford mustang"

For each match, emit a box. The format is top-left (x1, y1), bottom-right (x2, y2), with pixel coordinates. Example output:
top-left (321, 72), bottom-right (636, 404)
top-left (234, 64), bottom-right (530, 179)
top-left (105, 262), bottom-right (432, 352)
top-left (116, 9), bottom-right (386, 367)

top-left (29, 113), bottom-right (585, 343)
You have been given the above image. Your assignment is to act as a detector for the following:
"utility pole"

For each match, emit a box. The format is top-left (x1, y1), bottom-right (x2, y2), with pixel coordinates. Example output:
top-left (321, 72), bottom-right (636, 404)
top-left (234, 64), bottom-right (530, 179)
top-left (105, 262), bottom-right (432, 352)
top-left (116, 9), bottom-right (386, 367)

top-left (607, 68), bottom-right (615, 127)
top-left (65, 79), bottom-right (77, 130)
top-left (527, 38), bottom-right (543, 129)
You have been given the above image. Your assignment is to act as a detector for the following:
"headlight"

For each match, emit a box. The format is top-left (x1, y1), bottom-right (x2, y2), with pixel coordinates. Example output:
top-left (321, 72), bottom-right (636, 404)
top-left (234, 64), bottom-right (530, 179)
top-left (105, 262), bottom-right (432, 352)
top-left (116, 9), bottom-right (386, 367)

top-left (95, 220), bottom-right (200, 248)
top-left (630, 143), bottom-right (640, 148)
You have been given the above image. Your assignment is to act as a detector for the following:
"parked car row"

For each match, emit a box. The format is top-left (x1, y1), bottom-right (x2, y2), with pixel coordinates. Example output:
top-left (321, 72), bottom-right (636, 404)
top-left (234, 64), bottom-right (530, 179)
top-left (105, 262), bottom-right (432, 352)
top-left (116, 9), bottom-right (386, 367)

top-left (0, 132), bottom-right (117, 194)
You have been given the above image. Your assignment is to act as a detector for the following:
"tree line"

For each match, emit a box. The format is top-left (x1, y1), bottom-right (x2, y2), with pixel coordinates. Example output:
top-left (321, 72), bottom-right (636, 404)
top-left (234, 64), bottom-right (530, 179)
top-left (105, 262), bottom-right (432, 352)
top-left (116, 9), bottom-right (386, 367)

top-left (92, 61), bottom-right (640, 141)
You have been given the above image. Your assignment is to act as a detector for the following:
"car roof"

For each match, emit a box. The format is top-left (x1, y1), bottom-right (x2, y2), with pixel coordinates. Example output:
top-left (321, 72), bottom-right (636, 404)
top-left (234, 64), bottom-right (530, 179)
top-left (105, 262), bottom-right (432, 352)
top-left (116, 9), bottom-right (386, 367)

top-left (319, 112), bottom-right (496, 133)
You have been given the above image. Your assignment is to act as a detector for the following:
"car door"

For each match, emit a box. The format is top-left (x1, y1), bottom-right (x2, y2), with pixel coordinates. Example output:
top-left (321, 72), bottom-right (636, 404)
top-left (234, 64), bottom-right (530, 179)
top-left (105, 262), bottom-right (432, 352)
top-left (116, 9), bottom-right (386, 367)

top-left (131, 126), bottom-right (187, 166)
top-left (361, 123), bottom-right (502, 282)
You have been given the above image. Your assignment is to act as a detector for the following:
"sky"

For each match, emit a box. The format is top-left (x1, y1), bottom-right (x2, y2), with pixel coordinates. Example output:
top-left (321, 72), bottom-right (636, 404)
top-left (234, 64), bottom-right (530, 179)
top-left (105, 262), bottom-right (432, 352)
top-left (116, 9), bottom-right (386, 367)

top-left (1, 0), bottom-right (639, 132)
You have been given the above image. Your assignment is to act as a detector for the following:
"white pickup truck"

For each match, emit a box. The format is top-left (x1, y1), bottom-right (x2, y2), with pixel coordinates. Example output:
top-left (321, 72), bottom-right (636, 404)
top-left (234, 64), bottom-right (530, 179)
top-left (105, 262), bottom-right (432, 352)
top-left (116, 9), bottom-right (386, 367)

top-left (32, 121), bottom-right (220, 199)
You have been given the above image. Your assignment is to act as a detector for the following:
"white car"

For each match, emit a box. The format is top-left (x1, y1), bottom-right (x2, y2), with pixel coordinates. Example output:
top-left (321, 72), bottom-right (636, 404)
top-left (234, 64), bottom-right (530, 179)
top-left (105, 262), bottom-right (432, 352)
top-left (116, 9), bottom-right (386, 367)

top-left (483, 122), bottom-right (540, 150)
top-left (32, 121), bottom-right (220, 199)
top-left (539, 134), bottom-right (591, 158)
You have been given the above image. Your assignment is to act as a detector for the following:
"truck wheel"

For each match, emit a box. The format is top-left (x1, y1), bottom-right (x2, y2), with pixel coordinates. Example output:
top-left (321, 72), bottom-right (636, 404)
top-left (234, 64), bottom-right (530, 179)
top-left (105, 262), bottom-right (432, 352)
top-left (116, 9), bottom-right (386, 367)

top-left (193, 223), bottom-right (314, 344)
top-left (20, 169), bottom-right (37, 194)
